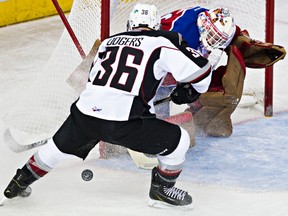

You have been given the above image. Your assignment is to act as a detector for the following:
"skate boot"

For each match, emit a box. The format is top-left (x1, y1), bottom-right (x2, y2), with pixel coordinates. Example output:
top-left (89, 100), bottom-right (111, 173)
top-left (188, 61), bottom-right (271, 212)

top-left (149, 167), bottom-right (192, 209)
top-left (4, 167), bottom-right (37, 199)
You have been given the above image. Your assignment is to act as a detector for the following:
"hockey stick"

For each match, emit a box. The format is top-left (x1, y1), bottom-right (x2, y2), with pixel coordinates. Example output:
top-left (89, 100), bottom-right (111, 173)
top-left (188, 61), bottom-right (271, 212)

top-left (5, 113), bottom-right (188, 170)
top-left (5, 128), bottom-right (157, 170)
top-left (4, 128), bottom-right (158, 170)
top-left (4, 129), bottom-right (49, 153)
top-left (153, 96), bottom-right (171, 106)
top-left (5, 40), bottom-right (100, 153)
top-left (4, 2), bottom-right (86, 153)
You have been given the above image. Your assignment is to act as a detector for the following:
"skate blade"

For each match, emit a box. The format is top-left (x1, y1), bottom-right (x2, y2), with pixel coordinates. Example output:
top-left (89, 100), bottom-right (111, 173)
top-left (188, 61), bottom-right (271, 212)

top-left (0, 196), bottom-right (7, 206)
top-left (0, 186), bottom-right (32, 206)
top-left (148, 198), bottom-right (193, 210)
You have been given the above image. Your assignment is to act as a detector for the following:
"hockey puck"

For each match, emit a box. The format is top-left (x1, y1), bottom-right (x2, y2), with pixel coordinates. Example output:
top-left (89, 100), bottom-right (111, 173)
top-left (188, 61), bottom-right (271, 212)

top-left (81, 169), bottom-right (93, 181)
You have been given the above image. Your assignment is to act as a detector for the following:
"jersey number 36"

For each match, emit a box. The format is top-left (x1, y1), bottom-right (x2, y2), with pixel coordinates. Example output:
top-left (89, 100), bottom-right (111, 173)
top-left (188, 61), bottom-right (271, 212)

top-left (92, 46), bottom-right (144, 92)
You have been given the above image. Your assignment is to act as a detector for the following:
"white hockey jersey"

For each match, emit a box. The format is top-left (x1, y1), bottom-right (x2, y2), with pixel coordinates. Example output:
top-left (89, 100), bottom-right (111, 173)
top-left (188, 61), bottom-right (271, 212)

top-left (76, 30), bottom-right (211, 121)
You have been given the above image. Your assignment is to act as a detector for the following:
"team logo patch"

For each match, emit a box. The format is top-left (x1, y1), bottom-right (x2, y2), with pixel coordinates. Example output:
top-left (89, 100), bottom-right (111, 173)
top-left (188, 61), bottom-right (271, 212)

top-left (92, 106), bottom-right (102, 112)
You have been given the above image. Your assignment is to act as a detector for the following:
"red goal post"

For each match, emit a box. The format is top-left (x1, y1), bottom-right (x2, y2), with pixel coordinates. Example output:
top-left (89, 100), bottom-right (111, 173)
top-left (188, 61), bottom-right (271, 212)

top-left (265, 0), bottom-right (275, 117)
top-left (100, 0), bottom-right (275, 117)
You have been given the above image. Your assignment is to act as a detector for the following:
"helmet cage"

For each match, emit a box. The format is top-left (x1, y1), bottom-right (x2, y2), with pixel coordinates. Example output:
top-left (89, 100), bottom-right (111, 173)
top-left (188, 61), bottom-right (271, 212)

top-left (198, 8), bottom-right (235, 50)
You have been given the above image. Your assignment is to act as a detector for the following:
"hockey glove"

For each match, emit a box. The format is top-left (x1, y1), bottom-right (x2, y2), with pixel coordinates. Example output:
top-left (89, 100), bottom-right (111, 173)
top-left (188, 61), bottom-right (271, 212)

top-left (170, 83), bottom-right (200, 105)
top-left (232, 35), bottom-right (286, 68)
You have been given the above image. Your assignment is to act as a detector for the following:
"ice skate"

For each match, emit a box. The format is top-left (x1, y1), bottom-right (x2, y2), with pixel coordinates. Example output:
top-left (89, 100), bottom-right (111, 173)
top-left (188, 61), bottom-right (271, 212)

top-left (4, 168), bottom-right (36, 199)
top-left (148, 167), bottom-right (193, 210)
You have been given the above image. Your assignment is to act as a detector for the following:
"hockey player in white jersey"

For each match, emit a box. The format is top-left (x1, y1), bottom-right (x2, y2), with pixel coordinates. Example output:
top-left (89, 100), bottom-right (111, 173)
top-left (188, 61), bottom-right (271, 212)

top-left (3, 3), bottom-right (212, 209)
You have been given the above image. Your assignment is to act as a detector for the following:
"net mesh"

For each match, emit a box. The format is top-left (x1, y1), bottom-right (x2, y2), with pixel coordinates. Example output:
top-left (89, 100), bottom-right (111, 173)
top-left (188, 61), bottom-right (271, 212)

top-left (3, 0), bottom-right (266, 144)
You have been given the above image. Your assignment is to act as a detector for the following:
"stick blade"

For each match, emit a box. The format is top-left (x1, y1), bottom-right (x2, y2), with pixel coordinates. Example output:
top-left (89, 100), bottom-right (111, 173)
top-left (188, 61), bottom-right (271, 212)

top-left (4, 128), bottom-right (48, 153)
top-left (4, 128), bottom-right (29, 153)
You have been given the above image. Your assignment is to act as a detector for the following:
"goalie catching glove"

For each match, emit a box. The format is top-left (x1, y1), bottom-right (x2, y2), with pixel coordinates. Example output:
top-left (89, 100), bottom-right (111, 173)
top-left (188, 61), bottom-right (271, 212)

top-left (170, 83), bottom-right (200, 105)
top-left (231, 32), bottom-right (286, 68)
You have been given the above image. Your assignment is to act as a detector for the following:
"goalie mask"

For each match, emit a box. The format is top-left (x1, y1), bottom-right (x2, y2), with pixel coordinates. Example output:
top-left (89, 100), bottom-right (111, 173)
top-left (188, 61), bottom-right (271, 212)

top-left (127, 3), bottom-right (161, 31)
top-left (197, 7), bottom-right (236, 50)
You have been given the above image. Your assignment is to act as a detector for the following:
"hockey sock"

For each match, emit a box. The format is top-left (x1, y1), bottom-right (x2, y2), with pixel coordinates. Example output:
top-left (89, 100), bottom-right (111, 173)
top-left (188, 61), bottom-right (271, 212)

top-left (153, 166), bottom-right (181, 187)
top-left (25, 153), bottom-right (52, 180)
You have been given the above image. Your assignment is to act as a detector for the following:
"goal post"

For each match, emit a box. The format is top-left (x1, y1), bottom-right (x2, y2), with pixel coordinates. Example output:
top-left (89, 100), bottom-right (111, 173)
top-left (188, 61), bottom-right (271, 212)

top-left (101, 0), bottom-right (110, 41)
top-left (265, 0), bottom-right (275, 117)
top-left (51, 0), bottom-right (86, 59)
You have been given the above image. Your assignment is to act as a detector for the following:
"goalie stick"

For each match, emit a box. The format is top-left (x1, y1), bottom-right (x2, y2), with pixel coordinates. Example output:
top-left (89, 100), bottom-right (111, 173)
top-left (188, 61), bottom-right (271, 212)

top-left (127, 149), bottom-right (158, 170)
top-left (66, 39), bottom-right (101, 93)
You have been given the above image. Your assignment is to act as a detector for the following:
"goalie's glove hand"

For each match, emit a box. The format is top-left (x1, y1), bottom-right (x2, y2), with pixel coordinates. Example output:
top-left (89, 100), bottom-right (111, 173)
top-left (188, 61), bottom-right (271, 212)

top-left (170, 83), bottom-right (200, 105)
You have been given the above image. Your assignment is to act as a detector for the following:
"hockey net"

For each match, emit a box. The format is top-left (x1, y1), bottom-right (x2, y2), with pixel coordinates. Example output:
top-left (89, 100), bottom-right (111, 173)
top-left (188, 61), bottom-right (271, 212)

top-left (3, 0), bottom-right (269, 148)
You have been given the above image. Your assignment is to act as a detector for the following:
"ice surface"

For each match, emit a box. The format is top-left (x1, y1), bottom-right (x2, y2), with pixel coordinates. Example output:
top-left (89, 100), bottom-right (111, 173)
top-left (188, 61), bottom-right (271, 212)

top-left (0, 1), bottom-right (288, 215)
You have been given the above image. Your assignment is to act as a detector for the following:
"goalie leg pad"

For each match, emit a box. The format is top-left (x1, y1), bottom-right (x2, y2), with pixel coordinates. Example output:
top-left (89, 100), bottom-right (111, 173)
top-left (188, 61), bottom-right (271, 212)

top-left (204, 107), bottom-right (233, 137)
top-left (222, 46), bottom-right (246, 102)
top-left (193, 101), bottom-right (233, 137)
top-left (193, 46), bottom-right (245, 137)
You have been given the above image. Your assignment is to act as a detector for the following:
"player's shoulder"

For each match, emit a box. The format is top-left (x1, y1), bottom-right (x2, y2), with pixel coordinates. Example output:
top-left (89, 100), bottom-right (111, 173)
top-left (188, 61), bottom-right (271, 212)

top-left (110, 30), bottom-right (182, 44)
top-left (144, 30), bottom-right (184, 47)
top-left (148, 30), bottom-right (180, 40)
top-left (112, 29), bottom-right (177, 37)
